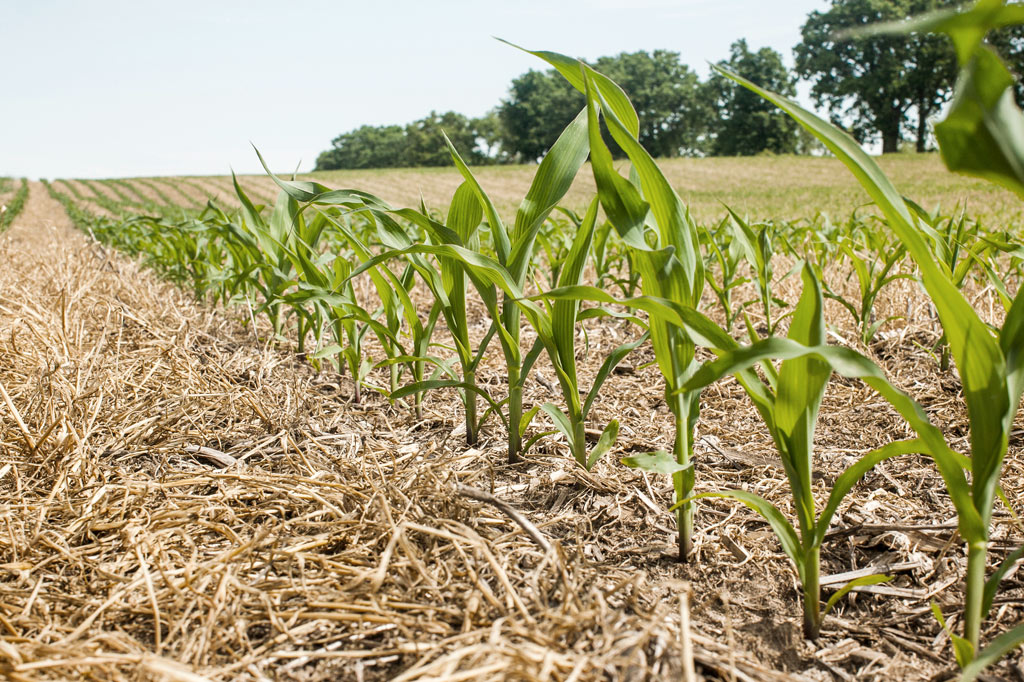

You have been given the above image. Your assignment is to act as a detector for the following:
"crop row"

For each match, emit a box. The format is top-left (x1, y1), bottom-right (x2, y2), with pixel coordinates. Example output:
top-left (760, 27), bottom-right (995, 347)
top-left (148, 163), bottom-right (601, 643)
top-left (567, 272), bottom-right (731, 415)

top-left (0, 178), bottom-right (29, 231)
top-left (48, 7), bottom-right (1024, 679)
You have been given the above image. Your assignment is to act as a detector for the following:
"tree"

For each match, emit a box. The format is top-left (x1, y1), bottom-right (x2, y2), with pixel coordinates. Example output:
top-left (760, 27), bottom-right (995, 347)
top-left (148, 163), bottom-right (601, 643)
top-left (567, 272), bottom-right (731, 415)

top-left (315, 124), bottom-right (407, 170)
top-left (314, 111), bottom-right (491, 170)
top-left (405, 111), bottom-right (483, 167)
top-left (795, 0), bottom-right (958, 153)
top-left (497, 50), bottom-right (710, 161)
top-left (708, 40), bottom-right (799, 156)
top-left (594, 50), bottom-right (711, 157)
top-left (497, 69), bottom-right (583, 162)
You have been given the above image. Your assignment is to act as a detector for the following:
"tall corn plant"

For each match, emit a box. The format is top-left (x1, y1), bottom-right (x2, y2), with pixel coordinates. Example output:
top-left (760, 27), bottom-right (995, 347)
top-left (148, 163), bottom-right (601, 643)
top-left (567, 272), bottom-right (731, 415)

top-left (519, 45), bottom-right (706, 560)
top-left (538, 271), bottom-right (958, 638)
top-left (678, 264), bottom-right (947, 639)
top-left (717, 0), bottom-right (1024, 668)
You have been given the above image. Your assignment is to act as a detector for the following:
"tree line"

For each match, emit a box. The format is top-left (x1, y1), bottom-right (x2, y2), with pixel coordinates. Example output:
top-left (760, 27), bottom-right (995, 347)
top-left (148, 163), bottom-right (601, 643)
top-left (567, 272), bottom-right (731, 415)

top-left (315, 0), bottom-right (1024, 170)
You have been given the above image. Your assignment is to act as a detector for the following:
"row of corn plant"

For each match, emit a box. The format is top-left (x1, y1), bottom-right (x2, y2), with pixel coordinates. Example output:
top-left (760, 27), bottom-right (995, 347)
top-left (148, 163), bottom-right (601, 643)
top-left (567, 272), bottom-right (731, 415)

top-left (0, 178), bottom-right (28, 231)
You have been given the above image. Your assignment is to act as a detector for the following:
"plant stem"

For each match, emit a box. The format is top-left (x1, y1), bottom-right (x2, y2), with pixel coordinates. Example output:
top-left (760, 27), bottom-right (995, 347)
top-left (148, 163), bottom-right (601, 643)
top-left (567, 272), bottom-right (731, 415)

top-left (803, 545), bottom-right (821, 640)
top-left (508, 373), bottom-right (522, 464)
top-left (465, 368), bottom-right (478, 446)
top-left (964, 541), bottom-right (988, 651)
top-left (573, 418), bottom-right (587, 468)
top-left (672, 391), bottom-right (693, 563)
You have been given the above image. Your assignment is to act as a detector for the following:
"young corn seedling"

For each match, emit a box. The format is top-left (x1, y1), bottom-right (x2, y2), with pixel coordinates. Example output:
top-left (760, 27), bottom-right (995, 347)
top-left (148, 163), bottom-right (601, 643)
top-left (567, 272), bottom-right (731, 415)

top-left (700, 217), bottom-right (750, 333)
top-left (257, 107), bottom-right (594, 464)
top-left (677, 264), bottom-right (947, 639)
top-left (519, 45), bottom-right (707, 559)
top-left (726, 208), bottom-right (793, 337)
top-left (719, 3), bottom-right (1024, 666)
top-left (539, 268), bottom-right (955, 638)
top-left (822, 222), bottom-right (912, 345)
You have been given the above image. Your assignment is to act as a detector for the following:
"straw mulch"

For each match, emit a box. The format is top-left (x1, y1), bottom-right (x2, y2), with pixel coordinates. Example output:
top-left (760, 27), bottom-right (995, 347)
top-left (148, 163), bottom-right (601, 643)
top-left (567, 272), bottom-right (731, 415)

top-left (0, 183), bottom-right (1021, 681)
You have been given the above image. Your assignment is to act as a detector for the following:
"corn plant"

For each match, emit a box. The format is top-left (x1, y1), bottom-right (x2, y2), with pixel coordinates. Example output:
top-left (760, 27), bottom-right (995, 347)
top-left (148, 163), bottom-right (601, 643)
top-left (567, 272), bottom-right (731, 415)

top-left (726, 209), bottom-right (798, 338)
top-left (539, 267), bottom-right (959, 638)
top-left (517, 45), bottom-right (707, 559)
top-left (718, 1), bottom-right (1024, 666)
top-left (700, 217), bottom-right (749, 333)
top-left (676, 264), bottom-right (948, 639)
top-left (822, 220), bottom-right (912, 344)
top-left (257, 105), bottom-right (598, 464)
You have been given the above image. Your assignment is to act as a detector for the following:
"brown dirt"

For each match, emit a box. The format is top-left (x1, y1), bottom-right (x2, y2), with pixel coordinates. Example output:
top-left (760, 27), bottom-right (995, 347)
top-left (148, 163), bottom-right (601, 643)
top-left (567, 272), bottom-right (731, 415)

top-left (149, 178), bottom-right (211, 209)
top-left (115, 179), bottom-right (170, 207)
top-left (0, 183), bottom-right (1020, 680)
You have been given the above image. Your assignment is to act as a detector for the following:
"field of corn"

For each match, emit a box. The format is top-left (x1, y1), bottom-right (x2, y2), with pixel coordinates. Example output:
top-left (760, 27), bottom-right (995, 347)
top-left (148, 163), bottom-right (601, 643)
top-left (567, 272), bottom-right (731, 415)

top-left (3, 12), bottom-right (1024, 681)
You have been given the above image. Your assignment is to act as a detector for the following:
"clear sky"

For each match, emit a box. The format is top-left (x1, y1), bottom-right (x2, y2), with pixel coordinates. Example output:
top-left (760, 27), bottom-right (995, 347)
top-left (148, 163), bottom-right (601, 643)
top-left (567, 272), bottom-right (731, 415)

top-left (1, 0), bottom-right (824, 179)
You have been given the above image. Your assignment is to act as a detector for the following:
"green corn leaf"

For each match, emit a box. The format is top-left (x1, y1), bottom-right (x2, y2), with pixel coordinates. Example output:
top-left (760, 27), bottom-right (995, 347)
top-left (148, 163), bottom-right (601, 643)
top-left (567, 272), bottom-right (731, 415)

top-left (508, 108), bottom-right (590, 283)
top-left (621, 450), bottom-right (692, 475)
top-left (587, 419), bottom-right (619, 470)
top-left (539, 402), bottom-right (574, 444)
top-left (982, 545), bottom-right (1024, 616)
top-left (961, 622), bottom-right (1024, 680)
top-left (391, 380), bottom-right (509, 432)
top-left (309, 344), bottom-right (344, 359)
top-left (552, 197), bottom-right (601, 394)
top-left (936, 46), bottom-right (1024, 199)
top-left (254, 146), bottom-right (391, 208)
top-left (824, 574), bottom-right (893, 615)
top-left (519, 404), bottom-right (542, 439)
top-left (232, 171), bottom-right (267, 233)
top-left (584, 68), bottom-right (703, 305)
top-left (775, 267), bottom-right (830, 517)
top-left (499, 39), bottom-right (639, 138)
top-left (1001, 289), bottom-right (1024, 409)
top-left (441, 132), bottom-right (510, 265)
top-left (715, 64), bottom-right (1005, 539)
top-left (932, 603), bottom-right (976, 668)
top-left (685, 490), bottom-right (802, 572)
top-left (448, 180), bottom-right (484, 244)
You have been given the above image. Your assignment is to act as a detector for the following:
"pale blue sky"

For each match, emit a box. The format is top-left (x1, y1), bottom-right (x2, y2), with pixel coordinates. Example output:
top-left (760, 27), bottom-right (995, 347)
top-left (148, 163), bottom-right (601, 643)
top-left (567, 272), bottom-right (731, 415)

top-left (1, 0), bottom-right (823, 179)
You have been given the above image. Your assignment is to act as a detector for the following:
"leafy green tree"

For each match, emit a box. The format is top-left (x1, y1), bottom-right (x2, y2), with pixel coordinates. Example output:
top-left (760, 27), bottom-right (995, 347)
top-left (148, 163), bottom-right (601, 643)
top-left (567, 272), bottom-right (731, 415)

top-left (497, 68), bottom-right (583, 162)
top-left (708, 40), bottom-right (799, 156)
top-left (315, 124), bottom-right (407, 170)
top-left (315, 111), bottom-right (491, 170)
top-left (595, 50), bottom-right (711, 157)
top-left (795, 0), bottom-right (958, 153)
top-left (405, 111), bottom-right (484, 166)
